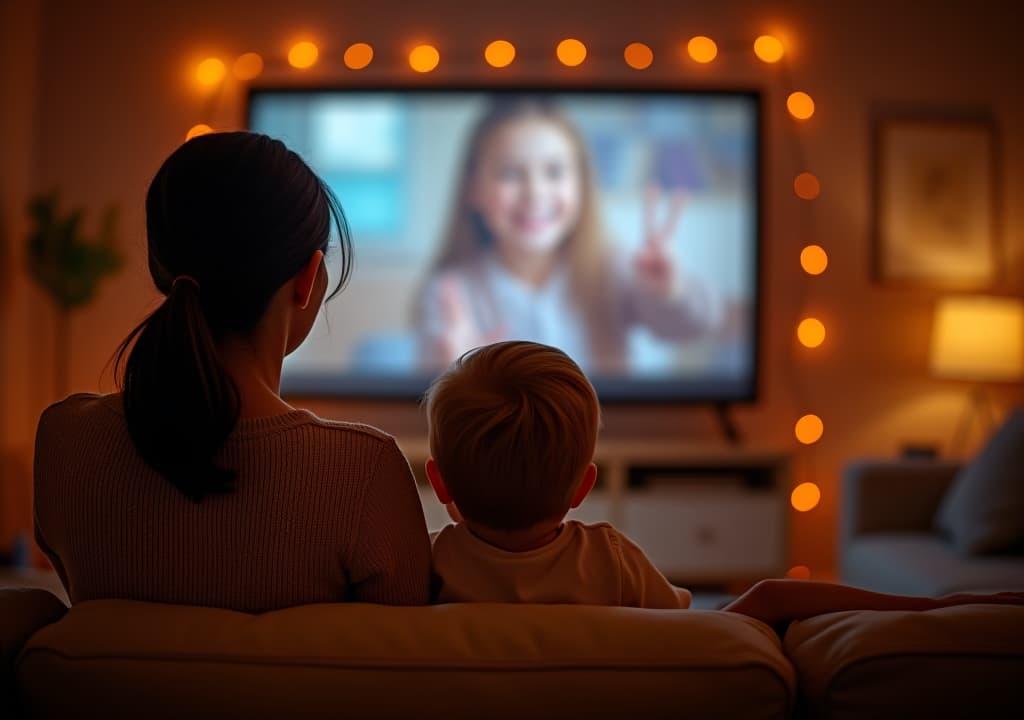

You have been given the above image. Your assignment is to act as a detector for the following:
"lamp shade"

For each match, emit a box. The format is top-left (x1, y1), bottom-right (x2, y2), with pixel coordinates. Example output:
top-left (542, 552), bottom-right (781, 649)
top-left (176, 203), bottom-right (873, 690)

top-left (930, 296), bottom-right (1024, 381)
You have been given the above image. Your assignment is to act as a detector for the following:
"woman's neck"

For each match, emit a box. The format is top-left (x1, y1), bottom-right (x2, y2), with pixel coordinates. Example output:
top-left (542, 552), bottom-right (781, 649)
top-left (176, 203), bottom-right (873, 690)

top-left (217, 333), bottom-right (294, 419)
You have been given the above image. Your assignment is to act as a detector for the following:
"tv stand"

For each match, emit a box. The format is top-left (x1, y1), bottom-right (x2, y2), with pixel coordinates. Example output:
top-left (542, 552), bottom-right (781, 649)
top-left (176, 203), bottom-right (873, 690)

top-left (714, 403), bottom-right (741, 445)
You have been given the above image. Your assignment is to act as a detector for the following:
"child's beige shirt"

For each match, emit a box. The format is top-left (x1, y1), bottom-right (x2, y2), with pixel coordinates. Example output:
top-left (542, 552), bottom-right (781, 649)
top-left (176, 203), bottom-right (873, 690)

top-left (431, 520), bottom-right (692, 609)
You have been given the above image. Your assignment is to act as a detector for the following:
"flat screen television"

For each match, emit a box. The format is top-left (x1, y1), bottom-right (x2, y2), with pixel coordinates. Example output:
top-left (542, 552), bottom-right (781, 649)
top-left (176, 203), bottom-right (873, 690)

top-left (248, 87), bottom-right (760, 402)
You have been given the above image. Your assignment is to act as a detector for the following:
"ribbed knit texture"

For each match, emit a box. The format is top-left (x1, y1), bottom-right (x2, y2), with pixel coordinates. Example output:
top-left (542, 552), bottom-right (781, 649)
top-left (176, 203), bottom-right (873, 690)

top-left (33, 393), bottom-right (431, 612)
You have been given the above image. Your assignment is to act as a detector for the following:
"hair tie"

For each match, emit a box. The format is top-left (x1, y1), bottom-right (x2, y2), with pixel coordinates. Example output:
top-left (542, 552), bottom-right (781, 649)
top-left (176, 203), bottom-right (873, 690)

top-left (172, 275), bottom-right (200, 291)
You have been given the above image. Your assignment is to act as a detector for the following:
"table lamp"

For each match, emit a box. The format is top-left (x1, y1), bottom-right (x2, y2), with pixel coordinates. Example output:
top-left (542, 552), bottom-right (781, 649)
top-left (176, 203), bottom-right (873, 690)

top-left (930, 295), bottom-right (1024, 453)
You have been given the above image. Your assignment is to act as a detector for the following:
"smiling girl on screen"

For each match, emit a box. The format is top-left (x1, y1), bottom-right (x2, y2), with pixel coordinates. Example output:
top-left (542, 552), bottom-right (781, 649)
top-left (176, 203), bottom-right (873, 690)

top-left (413, 97), bottom-right (722, 374)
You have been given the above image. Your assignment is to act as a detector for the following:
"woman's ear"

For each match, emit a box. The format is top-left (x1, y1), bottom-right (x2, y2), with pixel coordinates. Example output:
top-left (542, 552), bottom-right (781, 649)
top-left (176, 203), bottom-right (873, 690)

top-left (425, 458), bottom-right (452, 505)
top-left (294, 249), bottom-right (325, 310)
top-left (569, 463), bottom-right (597, 509)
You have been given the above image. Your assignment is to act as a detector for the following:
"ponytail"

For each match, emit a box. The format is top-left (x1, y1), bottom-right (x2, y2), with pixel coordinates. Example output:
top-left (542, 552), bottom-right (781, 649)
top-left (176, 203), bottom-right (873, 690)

top-left (118, 132), bottom-right (351, 502)
top-left (115, 278), bottom-right (239, 502)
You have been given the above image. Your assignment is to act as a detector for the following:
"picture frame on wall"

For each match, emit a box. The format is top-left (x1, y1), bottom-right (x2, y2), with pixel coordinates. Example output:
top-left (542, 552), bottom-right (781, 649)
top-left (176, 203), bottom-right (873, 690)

top-left (872, 116), bottom-right (999, 288)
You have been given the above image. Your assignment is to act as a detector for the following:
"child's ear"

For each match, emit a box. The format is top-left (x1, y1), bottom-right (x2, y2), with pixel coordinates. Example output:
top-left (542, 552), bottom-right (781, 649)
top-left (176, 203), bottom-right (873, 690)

top-left (425, 458), bottom-right (452, 505)
top-left (569, 463), bottom-right (597, 509)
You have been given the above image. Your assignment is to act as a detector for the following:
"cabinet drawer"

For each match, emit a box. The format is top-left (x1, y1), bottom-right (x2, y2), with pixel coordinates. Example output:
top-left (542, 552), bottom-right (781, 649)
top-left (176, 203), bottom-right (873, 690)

top-left (623, 486), bottom-right (785, 581)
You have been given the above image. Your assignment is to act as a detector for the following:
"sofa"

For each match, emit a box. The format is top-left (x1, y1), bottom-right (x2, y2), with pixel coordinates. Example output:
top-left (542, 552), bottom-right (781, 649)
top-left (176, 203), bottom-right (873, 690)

top-left (4, 588), bottom-right (1024, 719)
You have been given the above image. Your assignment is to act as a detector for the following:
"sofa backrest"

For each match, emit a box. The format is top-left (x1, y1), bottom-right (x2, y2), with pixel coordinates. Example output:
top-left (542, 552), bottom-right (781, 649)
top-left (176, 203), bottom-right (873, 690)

top-left (17, 600), bottom-right (794, 719)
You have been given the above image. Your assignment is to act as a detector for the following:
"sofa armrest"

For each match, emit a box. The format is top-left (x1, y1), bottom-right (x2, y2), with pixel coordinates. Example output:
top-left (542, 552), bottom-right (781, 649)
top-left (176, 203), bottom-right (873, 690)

top-left (841, 460), bottom-right (961, 543)
top-left (0, 588), bottom-right (67, 719)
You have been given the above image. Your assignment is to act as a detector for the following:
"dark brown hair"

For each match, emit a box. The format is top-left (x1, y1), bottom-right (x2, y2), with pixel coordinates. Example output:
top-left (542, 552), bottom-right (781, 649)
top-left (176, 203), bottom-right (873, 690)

top-left (115, 132), bottom-right (352, 501)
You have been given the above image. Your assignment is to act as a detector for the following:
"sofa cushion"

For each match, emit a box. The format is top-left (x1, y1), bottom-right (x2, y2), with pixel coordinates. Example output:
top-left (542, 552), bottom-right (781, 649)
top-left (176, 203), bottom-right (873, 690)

top-left (784, 604), bottom-right (1024, 719)
top-left (936, 406), bottom-right (1024, 554)
top-left (17, 601), bottom-right (794, 719)
top-left (843, 533), bottom-right (1024, 596)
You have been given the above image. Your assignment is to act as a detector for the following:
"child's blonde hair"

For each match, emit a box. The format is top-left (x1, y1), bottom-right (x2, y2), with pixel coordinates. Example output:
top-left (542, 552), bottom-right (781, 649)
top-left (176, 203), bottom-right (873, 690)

top-left (424, 341), bottom-right (601, 531)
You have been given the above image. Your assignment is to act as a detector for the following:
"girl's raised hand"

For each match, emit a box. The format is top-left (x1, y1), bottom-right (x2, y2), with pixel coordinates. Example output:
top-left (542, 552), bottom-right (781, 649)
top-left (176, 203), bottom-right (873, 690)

top-left (436, 276), bottom-right (506, 364)
top-left (634, 185), bottom-right (686, 298)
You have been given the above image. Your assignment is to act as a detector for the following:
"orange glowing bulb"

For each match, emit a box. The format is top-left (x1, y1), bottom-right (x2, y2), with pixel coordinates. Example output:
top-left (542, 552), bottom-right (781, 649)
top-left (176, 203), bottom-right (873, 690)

top-left (754, 35), bottom-right (785, 63)
top-left (409, 44), bottom-right (440, 73)
top-left (288, 41), bottom-right (319, 69)
top-left (795, 414), bottom-right (824, 445)
top-left (785, 565), bottom-right (812, 579)
top-left (623, 42), bottom-right (654, 70)
top-left (787, 91), bottom-right (815, 119)
top-left (687, 36), bottom-right (718, 63)
top-left (797, 318), bottom-right (826, 348)
top-left (196, 58), bottom-right (226, 86)
top-left (232, 53), bottom-right (263, 81)
top-left (794, 172), bottom-right (821, 200)
top-left (344, 43), bottom-right (374, 70)
top-left (801, 245), bottom-right (828, 275)
top-left (791, 482), bottom-right (822, 512)
top-left (557, 38), bottom-right (587, 67)
top-left (185, 124), bottom-right (213, 141)
top-left (485, 40), bottom-right (516, 68)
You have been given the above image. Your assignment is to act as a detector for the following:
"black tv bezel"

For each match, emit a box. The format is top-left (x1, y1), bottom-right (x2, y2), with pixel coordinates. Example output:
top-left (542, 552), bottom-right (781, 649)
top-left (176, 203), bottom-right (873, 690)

top-left (247, 85), bottom-right (763, 406)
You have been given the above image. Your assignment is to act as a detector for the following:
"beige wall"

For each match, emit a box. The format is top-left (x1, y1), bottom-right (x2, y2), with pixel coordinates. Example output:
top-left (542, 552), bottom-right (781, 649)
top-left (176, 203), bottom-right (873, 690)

top-left (2, 0), bottom-right (1022, 574)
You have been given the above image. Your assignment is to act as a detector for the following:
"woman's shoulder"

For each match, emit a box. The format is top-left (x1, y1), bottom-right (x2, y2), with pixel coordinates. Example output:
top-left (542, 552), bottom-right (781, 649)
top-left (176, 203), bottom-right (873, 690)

top-left (38, 392), bottom-right (122, 428)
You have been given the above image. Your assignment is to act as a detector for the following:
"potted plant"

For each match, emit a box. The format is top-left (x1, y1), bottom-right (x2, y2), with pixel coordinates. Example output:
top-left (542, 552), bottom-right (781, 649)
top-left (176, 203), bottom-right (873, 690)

top-left (26, 192), bottom-right (121, 398)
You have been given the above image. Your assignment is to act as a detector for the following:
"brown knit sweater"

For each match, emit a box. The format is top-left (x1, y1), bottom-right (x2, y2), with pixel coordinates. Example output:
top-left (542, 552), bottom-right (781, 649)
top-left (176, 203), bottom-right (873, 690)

top-left (33, 393), bottom-right (431, 612)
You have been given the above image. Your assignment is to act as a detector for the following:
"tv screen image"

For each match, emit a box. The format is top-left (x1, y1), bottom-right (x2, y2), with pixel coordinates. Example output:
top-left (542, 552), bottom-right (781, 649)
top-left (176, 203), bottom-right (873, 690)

top-left (249, 88), bottom-right (760, 401)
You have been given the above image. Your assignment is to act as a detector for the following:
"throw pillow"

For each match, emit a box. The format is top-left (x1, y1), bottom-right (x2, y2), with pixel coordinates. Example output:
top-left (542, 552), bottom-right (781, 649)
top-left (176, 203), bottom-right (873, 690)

top-left (935, 406), bottom-right (1024, 554)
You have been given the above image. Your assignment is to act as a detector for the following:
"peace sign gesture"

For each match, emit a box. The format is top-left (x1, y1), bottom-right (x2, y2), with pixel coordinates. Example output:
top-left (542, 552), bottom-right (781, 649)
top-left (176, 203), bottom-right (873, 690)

top-left (633, 185), bottom-right (686, 298)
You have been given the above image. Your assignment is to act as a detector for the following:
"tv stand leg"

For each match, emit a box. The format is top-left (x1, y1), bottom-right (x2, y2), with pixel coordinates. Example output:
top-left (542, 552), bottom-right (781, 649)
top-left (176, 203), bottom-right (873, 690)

top-left (715, 403), bottom-right (741, 445)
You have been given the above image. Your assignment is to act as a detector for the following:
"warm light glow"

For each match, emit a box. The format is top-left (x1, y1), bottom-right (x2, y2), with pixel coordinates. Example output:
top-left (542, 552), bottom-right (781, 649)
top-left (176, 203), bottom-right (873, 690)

top-left (485, 40), bottom-right (516, 68)
top-left (687, 36), bottom-right (718, 63)
top-left (798, 318), bottom-right (826, 348)
top-left (557, 38), bottom-right (587, 67)
top-left (801, 245), bottom-right (828, 275)
top-left (185, 124), bottom-right (213, 141)
top-left (787, 91), bottom-right (815, 119)
top-left (344, 43), bottom-right (374, 70)
top-left (232, 53), bottom-right (263, 81)
top-left (196, 58), bottom-right (226, 86)
top-left (795, 414), bottom-right (824, 445)
top-left (288, 41), bottom-right (319, 69)
top-left (791, 483), bottom-right (822, 512)
top-left (930, 296), bottom-right (1024, 380)
top-left (754, 35), bottom-right (785, 63)
top-left (785, 565), bottom-right (812, 579)
top-left (794, 172), bottom-right (820, 200)
top-left (409, 44), bottom-right (440, 73)
top-left (624, 42), bottom-right (654, 70)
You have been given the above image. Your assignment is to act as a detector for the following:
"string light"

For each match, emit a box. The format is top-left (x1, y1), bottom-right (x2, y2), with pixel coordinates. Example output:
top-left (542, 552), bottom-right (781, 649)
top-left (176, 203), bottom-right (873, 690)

top-left (196, 58), bottom-right (225, 86)
top-left (344, 43), bottom-right (374, 70)
top-left (288, 41), bottom-right (319, 69)
top-left (409, 44), bottom-right (440, 73)
top-left (754, 35), bottom-right (785, 63)
top-left (485, 40), bottom-right (516, 68)
top-left (795, 415), bottom-right (824, 445)
top-left (791, 482), bottom-right (822, 512)
top-left (794, 172), bottom-right (821, 200)
top-left (787, 91), bottom-right (815, 119)
top-left (185, 124), bottom-right (213, 141)
top-left (624, 42), bottom-right (654, 70)
top-left (800, 245), bottom-right (828, 275)
top-left (232, 53), bottom-right (263, 81)
top-left (797, 318), bottom-right (826, 348)
top-left (687, 36), bottom-right (718, 63)
top-left (556, 38), bottom-right (587, 67)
